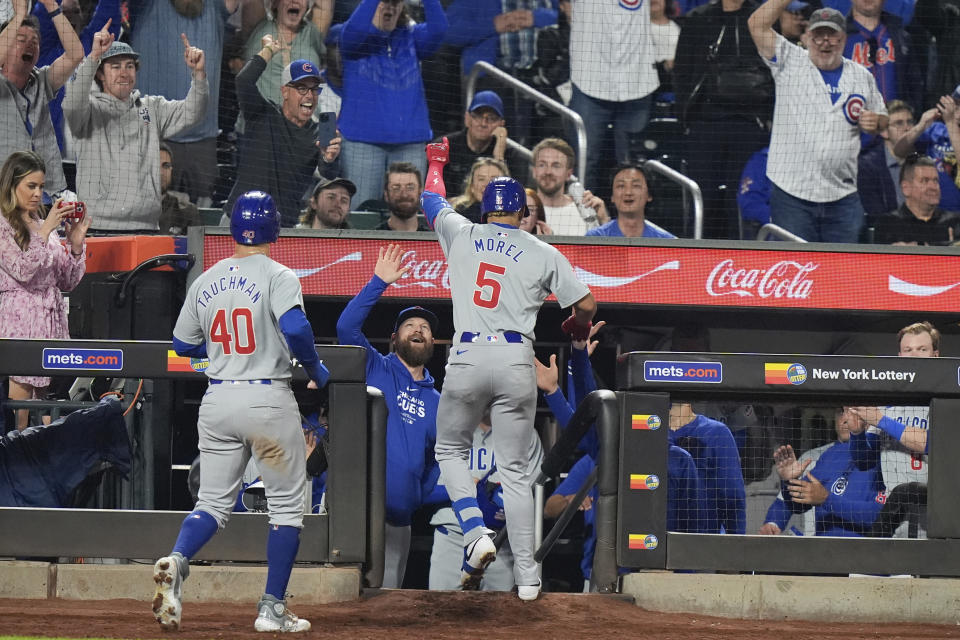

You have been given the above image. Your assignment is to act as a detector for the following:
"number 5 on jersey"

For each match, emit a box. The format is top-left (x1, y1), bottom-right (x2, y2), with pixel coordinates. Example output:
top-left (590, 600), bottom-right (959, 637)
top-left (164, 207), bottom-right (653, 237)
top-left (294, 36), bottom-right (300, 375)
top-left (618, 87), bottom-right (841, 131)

top-left (474, 262), bottom-right (506, 309)
top-left (210, 308), bottom-right (257, 354)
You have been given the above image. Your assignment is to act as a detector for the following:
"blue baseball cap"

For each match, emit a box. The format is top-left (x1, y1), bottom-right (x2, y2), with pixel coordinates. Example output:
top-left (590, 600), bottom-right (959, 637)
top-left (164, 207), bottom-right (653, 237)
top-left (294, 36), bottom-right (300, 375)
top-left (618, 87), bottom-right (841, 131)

top-left (786, 0), bottom-right (809, 12)
top-left (394, 306), bottom-right (439, 334)
top-left (468, 91), bottom-right (504, 119)
top-left (282, 59), bottom-right (321, 85)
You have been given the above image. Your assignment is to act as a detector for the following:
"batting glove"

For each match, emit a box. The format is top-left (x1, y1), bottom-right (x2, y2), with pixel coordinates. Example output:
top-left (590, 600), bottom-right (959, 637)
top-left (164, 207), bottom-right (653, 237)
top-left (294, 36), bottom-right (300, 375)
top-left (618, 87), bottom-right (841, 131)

top-left (425, 137), bottom-right (449, 165)
top-left (561, 314), bottom-right (592, 342)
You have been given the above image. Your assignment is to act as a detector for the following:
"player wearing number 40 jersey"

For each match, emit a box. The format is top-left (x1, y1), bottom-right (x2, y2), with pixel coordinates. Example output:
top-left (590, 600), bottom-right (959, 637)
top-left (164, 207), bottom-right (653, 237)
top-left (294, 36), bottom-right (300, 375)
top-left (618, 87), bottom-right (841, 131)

top-left (420, 137), bottom-right (596, 601)
top-left (152, 191), bottom-right (329, 633)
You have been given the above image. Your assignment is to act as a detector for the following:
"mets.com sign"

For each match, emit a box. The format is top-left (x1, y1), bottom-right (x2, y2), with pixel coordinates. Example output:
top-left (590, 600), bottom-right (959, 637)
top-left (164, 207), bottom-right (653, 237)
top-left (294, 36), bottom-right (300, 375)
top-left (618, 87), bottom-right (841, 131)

top-left (42, 348), bottom-right (123, 371)
top-left (643, 361), bottom-right (723, 383)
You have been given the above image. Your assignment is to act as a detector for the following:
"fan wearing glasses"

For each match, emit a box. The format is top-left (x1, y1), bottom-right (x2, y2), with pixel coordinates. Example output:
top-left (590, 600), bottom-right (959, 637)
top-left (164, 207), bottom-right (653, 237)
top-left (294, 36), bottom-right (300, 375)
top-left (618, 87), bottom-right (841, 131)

top-left (748, 3), bottom-right (888, 243)
top-left (222, 35), bottom-right (343, 228)
top-left (842, 0), bottom-right (917, 107)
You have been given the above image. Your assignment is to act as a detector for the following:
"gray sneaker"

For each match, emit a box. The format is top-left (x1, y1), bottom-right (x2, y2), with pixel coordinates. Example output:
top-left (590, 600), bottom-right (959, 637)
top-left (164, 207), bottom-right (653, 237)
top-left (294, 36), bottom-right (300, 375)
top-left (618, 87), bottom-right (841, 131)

top-left (254, 594), bottom-right (311, 633)
top-left (152, 553), bottom-right (187, 630)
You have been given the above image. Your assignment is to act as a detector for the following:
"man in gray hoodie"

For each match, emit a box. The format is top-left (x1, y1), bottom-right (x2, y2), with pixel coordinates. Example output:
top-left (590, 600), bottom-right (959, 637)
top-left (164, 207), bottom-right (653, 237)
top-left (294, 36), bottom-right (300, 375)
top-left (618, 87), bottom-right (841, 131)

top-left (64, 29), bottom-right (208, 232)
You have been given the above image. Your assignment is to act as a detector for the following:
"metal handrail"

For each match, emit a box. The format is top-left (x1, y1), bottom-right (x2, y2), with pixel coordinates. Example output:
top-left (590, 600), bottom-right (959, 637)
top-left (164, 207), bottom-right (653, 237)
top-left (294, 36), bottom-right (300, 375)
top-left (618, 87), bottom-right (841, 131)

top-left (465, 61), bottom-right (588, 183)
top-left (643, 159), bottom-right (704, 240)
top-left (756, 222), bottom-right (808, 242)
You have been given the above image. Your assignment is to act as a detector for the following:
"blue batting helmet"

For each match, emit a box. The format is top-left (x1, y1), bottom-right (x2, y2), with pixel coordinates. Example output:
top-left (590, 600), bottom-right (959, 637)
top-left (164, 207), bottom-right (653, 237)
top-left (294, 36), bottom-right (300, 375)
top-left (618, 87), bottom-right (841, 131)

top-left (481, 176), bottom-right (526, 216)
top-left (231, 191), bottom-right (280, 245)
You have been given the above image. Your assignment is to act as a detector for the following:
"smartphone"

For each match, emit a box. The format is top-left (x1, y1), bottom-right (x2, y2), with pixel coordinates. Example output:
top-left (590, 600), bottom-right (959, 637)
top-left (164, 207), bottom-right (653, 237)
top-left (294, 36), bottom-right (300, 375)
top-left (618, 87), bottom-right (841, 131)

top-left (316, 111), bottom-right (338, 148)
top-left (953, 84), bottom-right (960, 102)
top-left (63, 202), bottom-right (85, 220)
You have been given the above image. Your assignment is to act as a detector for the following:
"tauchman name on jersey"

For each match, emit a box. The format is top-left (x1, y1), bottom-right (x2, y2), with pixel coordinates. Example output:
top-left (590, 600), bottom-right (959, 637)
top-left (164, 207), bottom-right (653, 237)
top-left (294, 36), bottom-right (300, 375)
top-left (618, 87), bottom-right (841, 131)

top-left (197, 275), bottom-right (262, 308)
top-left (811, 368), bottom-right (916, 383)
top-left (474, 238), bottom-right (524, 262)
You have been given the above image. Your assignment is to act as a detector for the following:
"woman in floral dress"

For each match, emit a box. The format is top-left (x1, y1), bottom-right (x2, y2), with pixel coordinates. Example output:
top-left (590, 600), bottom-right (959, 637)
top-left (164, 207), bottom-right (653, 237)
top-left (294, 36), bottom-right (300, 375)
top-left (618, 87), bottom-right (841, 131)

top-left (0, 151), bottom-right (92, 430)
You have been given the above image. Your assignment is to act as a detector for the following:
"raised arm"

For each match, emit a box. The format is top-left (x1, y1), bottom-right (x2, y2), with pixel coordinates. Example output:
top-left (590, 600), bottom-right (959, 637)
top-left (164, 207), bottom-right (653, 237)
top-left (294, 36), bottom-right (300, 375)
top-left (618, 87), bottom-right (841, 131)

top-left (41, 0), bottom-right (85, 90)
top-left (893, 107), bottom-right (939, 158)
top-left (310, 0), bottom-right (333, 37)
top-left (154, 34), bottom-right (210, 138)
top-left (748, 0), bottom-right (790, 60)
top-left (63, 23), bottom-right (114, 136)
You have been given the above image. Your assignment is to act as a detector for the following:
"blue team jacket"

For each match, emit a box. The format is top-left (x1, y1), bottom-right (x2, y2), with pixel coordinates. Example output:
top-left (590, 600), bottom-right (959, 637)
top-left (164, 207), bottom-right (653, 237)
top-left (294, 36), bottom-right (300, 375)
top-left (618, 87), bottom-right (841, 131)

top-left (336, 275), bottom-right (442, 526)
top-left (770, 439), bottom-right (885, 536)
top-left (669, 415), bottom-right (747, 534)
top-left (337, 0), bottom-right (447, 144)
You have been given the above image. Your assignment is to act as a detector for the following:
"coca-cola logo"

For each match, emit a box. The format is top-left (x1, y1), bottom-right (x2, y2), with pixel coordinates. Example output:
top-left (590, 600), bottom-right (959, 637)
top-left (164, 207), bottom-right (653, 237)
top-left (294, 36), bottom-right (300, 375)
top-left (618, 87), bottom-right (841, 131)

top-left (393, 250), bottom-right (451, 290)
top-left (706, 259), bottom-right (817, 299)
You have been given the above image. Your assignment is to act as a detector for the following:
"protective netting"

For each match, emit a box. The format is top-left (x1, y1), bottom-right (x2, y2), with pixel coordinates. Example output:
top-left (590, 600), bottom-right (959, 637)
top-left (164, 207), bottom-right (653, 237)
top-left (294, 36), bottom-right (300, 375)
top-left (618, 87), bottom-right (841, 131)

top-left (2, 0), bottom-right (955, 241)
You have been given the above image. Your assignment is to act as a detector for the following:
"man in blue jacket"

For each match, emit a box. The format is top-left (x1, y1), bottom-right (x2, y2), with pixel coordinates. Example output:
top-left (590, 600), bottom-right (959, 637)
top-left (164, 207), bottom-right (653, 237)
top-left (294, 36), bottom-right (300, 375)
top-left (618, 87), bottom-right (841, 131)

top-left (336, 243), bottom-right (443, 588)
top-left (764, 407), bottom-right (884, 536)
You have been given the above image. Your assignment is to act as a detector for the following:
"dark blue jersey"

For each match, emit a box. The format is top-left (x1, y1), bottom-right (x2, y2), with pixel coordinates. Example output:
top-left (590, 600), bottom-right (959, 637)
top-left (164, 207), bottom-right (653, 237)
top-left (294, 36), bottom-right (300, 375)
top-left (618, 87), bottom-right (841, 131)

top-left (781, 440), bottom-right (885, 536)
top-left (669, 415), bottom-right (746, 534)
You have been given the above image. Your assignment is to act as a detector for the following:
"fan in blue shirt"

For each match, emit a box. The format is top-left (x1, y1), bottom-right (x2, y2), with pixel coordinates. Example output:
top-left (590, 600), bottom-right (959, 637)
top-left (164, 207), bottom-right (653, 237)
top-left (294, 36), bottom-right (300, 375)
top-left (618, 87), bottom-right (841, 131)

top-left (584, 165), bottom-right (677, 238)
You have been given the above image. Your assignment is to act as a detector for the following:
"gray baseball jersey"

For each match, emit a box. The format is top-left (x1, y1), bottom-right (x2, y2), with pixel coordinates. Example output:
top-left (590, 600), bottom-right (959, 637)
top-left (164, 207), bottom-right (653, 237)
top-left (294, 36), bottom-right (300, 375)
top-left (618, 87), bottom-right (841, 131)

top-left (173, 253), bottom-right (307, 529)
top-left (435, 211), bottom-right (589, 339)
top-left (174, 254), bottom-right (304, 380)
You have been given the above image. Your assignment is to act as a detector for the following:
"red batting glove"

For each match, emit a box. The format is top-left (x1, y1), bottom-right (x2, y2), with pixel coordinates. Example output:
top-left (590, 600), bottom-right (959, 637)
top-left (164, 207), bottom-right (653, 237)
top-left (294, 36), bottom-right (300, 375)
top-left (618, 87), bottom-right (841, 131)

top-left (561, 314), bottom-right (592, 342)
top-left (426, 137), bottom-right (449, 165)
top-left (425, 136), bottom-right (449, 197)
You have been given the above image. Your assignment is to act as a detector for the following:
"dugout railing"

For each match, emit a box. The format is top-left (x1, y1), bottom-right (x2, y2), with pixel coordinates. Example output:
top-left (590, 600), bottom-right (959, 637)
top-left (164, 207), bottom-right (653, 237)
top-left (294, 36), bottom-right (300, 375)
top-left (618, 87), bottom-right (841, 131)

top-left (0, 339), bottom-right (388, 586)
top-left (579, 351), bottom-right (960, 593)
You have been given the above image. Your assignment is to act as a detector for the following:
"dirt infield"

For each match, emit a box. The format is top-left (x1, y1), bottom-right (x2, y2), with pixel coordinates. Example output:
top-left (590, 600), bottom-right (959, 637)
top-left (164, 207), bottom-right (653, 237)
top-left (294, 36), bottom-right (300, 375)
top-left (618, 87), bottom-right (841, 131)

top-left (2, 590), bottom-right (959, 640)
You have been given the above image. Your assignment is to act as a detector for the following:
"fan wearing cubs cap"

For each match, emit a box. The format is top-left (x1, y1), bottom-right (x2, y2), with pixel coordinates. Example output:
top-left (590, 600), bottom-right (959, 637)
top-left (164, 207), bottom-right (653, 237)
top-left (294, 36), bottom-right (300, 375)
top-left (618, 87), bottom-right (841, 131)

top-left (748, 0), bottom-right (888, 242)
top-left (222, 40), bottom-right (343, 228)
top-left (63, 29), bottom-right (208, 232)
top-left (420, 138), bottom-right (596, 601)
top-left (336, 244), bottom-right (444, 588)
top-left (154, 191), bottom-right (329, 633)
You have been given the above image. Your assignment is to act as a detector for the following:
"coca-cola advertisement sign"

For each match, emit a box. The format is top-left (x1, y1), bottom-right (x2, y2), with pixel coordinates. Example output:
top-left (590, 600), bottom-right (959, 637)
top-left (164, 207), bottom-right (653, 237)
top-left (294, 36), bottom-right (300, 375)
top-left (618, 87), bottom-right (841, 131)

top-left (706, 259), bottom-right (817, 299)
top-left (202, 235), bottom-right (960, 313)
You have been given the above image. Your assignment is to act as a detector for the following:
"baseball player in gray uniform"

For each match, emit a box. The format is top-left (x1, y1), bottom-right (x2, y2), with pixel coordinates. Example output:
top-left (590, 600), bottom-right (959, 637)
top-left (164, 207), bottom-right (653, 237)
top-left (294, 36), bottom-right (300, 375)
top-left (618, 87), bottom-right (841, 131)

top-left (420, 138), bottom-right (597, 601)
top-left (152, 191), bottom-right (328, 633)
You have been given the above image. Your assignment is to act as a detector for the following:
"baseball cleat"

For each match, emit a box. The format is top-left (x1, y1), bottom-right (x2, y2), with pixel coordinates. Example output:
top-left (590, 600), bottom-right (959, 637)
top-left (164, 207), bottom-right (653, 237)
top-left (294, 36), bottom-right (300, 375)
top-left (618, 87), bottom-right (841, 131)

top-left (460, 532), bottom-right (497, 590)
top-left (517, 582), bottom-right (541, 601)
top-left (152, 554), bottom-right (185, 630)
top-left (254, 594), bottom-right (311, 633)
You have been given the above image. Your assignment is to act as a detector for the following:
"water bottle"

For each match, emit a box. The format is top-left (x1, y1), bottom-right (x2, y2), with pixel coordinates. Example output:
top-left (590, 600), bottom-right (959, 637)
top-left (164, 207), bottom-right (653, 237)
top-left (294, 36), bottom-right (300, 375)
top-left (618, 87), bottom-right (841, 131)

top-left (567, 178), bottom-right (596, 224)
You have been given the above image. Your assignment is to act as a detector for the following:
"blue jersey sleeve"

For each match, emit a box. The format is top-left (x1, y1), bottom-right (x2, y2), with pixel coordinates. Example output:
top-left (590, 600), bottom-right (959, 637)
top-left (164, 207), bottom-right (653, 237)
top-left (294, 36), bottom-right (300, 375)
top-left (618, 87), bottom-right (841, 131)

top-left (848, 430), bottom-right (881, 470)
top-left (172, 335), bottom-right (208, 359)
top-left (763, 495), bottom-right (794, 531)
top-left (420, 190), bottom-right (453, 228)
top-left (667, 445), bottom-right (710, 533)
top-left (411, 0), bottom-right (448, 59)
top-left (279, 307), bottom-right (329, 387)
top-left (551, 454), bottom-right (596, 498)
top-left (542, 388), bottom-right (574, 428)
top-left (567, 346), bottom-right (597, 409)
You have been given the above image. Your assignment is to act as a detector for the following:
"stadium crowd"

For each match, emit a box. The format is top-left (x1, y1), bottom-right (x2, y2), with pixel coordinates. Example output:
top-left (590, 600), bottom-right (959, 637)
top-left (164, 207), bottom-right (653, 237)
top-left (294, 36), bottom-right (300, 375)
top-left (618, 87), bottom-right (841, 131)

top-left (0, 0), bottom-right (957, 241)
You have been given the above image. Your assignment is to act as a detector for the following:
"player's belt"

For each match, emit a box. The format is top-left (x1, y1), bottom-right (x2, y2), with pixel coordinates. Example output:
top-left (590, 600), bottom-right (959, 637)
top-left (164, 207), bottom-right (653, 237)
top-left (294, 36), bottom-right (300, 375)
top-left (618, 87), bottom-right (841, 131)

top-left (209, 379), bottom-right (273, 385)
top-left (460, 331), bottom-right (524, 344)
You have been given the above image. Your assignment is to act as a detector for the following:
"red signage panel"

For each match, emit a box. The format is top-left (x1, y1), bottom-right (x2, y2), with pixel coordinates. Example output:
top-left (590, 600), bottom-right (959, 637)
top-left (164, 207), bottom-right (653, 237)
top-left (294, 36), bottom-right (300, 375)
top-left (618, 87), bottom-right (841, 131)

top-left (202, 236), bottom-right (960, 313)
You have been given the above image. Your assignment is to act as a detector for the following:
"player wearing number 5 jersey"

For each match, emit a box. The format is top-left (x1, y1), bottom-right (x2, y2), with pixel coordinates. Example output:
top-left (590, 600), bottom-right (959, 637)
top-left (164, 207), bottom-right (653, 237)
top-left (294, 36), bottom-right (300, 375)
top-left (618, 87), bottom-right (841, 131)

top-left (152, 191), bottom-right (328, 633)
top-left (420, 137), bottom-right (596, 601)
